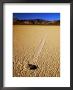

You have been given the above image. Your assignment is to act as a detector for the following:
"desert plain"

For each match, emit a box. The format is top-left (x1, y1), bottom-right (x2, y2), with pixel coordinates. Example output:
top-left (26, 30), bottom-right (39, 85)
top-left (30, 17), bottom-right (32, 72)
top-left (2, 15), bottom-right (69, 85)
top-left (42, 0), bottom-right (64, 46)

top-left (13, 25), bottom-right (60, 77)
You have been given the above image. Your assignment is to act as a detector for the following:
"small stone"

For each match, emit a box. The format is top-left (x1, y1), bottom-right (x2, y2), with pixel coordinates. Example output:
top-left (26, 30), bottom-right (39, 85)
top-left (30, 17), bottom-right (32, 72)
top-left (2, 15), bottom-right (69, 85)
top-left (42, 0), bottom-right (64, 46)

top-left (28, 64), bottom-right (38, 70)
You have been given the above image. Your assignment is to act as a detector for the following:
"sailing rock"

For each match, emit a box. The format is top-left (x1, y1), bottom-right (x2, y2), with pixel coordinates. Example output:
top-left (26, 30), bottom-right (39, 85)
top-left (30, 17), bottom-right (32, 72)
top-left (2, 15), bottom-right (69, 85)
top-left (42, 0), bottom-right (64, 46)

top-left (28, 64), bottom-right (38, 70)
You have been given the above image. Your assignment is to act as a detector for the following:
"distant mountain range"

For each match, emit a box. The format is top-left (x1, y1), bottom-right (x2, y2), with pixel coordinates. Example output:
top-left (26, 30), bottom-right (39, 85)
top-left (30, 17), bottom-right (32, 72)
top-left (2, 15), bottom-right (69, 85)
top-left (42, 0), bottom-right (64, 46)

top-left (13, 19), bottom-right (60, 25)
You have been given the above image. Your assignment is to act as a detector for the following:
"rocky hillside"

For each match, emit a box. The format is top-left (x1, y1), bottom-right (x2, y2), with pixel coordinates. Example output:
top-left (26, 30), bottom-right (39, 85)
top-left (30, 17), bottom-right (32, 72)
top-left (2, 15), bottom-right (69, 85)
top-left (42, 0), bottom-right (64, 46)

top-left (13, 19), bottom-right (60, 25)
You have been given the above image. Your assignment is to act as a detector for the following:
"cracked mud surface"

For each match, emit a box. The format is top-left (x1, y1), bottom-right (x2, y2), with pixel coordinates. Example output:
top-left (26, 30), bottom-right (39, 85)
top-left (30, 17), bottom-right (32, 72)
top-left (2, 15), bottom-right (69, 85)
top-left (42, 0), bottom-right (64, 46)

top-left (13, 25), bottom-right (60, 77)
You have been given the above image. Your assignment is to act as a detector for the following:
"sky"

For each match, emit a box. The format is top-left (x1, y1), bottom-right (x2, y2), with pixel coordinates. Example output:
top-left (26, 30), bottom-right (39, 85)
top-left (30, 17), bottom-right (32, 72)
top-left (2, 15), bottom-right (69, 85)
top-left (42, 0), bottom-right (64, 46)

top-left (13, 13), bottom-right (60, 21)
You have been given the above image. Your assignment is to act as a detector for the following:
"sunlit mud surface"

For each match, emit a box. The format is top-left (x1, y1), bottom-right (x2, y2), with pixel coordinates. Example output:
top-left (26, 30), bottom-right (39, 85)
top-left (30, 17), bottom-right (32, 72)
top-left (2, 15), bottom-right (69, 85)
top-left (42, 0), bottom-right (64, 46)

top-left (13, 25), bottom-right (60, 77)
